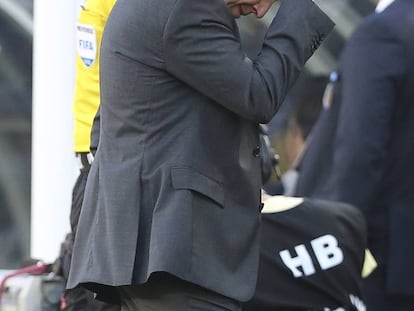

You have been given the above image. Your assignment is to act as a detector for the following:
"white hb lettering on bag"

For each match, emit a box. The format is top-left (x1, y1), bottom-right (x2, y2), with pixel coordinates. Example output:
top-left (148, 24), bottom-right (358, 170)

top-left (279, 234), bottom-right (344, 278)
top-left (279, 245), bottom-right (315, 277)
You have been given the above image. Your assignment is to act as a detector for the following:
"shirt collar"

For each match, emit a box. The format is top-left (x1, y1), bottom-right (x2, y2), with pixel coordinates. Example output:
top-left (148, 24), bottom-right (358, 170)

top-left (376, 0), bottom-right (395, 13)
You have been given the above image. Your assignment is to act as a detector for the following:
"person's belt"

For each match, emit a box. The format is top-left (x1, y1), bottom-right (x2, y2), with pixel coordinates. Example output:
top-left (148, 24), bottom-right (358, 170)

top-left (76, 152), bottom-right (94, 169)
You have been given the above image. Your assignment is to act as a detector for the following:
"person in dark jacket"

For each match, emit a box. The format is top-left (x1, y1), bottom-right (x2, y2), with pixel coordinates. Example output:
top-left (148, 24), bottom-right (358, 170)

top-left (295, 0), bottom-right (414, 309)
top-left (243, 195), bottom-right (372, 311)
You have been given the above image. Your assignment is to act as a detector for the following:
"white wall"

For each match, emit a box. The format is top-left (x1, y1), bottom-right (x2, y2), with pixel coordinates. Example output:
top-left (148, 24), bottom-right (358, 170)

top-left (31, 0), bottom-right (79, 262)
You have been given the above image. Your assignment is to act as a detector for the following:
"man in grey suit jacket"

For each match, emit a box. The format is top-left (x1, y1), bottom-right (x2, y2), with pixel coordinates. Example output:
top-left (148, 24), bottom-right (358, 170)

top-left (67, 0), bottom-right (334, 309)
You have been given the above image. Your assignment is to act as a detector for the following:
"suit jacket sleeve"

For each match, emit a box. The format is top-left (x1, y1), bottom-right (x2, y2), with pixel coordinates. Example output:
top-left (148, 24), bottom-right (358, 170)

top-left (326, 16), bottom-right (406, 210)
top-left (163, 0), bottom-right (334, 123)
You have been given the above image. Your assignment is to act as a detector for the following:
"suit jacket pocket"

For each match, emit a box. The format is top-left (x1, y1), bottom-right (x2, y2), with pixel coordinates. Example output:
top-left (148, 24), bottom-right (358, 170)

top-left (171, 166), bottom-right (224, 208)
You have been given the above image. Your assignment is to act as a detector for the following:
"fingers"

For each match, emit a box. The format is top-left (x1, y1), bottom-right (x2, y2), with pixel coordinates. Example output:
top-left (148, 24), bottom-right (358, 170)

top-left (253, 0), bottom-right (278, 18)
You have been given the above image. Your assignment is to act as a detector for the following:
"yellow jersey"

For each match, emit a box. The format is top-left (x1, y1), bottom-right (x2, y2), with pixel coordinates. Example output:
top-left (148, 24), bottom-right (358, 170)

top-left (72, 0), bottom-right (116, 152)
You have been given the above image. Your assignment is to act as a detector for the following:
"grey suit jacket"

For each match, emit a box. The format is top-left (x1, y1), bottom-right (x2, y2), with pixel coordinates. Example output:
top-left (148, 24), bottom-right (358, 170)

top-left (68, 0), bottom-right (334, 303)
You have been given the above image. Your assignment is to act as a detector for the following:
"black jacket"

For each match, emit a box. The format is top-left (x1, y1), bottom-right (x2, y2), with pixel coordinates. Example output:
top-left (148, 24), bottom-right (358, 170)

top-left (295, 0), bottom-right (414, 295)
top-left (244, 197), bottom-right (367, 310)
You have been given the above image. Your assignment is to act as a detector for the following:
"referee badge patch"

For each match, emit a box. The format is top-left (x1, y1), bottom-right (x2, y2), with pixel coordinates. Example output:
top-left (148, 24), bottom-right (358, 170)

top-left (76, 23), bottom-right (97, 67)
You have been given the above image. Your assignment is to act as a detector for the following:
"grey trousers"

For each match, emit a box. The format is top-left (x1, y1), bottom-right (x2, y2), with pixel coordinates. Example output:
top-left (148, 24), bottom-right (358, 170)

top-left (117, 272), bottom-right (241, 311)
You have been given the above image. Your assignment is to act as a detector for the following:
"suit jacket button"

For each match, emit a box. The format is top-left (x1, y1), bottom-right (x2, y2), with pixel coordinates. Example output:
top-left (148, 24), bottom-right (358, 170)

top-left (253, 146), bottom-right (261, 157)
